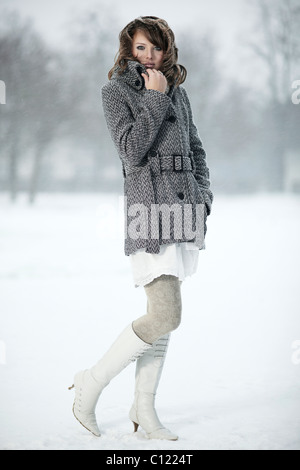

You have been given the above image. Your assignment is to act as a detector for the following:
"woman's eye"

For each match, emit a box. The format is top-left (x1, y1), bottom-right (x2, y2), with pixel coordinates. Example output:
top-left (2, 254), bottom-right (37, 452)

top-left (136, 45), bottom-right (161, 51)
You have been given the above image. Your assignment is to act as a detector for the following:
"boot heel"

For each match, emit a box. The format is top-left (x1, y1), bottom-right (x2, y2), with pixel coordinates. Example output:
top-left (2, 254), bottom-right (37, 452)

top-left (132, 421), bottom-right (139, 432)
top-left (68, 384), bottom-right (74, 390)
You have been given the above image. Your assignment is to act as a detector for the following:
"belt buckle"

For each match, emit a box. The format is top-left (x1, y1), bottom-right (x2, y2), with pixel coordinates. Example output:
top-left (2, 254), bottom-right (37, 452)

top-left (173, 155), bottom-right (183, 172)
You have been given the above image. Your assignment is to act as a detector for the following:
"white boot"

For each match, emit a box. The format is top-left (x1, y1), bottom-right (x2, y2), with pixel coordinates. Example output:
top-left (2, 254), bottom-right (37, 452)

top-left (69, 323), bottom-right (151, 437)
top-left (129, 334), bottom-right (178, 440)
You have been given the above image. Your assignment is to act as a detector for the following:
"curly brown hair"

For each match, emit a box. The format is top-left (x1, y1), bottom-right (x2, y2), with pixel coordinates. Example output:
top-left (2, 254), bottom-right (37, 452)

top-left (108, 16), bottom-right (187, 87)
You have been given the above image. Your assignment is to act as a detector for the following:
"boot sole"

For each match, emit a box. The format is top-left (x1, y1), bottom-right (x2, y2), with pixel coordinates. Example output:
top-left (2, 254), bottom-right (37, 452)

top-left (132, 420), bottom-right (178, 440)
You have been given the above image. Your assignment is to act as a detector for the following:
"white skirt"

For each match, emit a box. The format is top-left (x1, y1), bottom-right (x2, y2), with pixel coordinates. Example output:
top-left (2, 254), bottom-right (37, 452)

top-left (129, 242), bottom-right (200, 288)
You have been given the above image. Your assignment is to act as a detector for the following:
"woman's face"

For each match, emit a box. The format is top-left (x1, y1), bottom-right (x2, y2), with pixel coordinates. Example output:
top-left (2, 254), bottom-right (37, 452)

top-left (131, 30), bottom-right (164, 70)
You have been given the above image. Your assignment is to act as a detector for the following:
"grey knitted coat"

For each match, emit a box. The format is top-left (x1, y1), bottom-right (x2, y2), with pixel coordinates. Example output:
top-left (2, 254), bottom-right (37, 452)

top-left (101, 60), bottom-right (213, 256)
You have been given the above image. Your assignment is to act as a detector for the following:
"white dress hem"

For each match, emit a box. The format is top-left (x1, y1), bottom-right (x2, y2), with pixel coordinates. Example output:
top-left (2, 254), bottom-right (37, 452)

top-left (129, 242), bottom-right (200, 288)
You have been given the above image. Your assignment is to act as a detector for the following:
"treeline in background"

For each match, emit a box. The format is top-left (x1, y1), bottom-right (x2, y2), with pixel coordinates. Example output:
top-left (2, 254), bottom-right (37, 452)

top-left (0, 0), bottom-right (300, 204)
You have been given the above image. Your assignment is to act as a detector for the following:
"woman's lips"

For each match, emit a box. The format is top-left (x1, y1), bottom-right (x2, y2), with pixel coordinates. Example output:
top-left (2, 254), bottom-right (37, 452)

top-left (144, 63), bottom-right (155, 68)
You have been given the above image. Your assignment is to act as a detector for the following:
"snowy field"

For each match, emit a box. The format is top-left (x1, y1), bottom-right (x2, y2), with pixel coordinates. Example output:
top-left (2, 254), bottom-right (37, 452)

top-left (0, 191), bottom-right (299, 450)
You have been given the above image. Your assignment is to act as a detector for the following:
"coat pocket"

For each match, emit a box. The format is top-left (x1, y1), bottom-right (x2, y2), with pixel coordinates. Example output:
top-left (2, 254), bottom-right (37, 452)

top-left (185, 172), bottom-right (205, 205)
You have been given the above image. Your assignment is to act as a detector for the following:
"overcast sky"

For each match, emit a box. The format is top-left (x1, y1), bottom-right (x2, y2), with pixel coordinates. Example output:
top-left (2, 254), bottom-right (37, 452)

top-left (0, 0), bottom-right (259, 84)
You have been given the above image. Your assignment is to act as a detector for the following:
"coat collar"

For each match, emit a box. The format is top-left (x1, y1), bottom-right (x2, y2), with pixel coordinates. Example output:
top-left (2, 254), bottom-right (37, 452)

top-left (111, 60), bottom-right (175, 98)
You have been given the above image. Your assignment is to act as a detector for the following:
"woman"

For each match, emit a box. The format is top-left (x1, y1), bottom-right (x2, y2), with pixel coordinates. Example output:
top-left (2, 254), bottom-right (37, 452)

top-left (69, 16), bottom-right (213, 441)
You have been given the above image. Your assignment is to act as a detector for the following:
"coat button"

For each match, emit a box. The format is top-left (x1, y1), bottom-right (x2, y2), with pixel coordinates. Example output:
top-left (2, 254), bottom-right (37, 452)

top-left (168, 115), bottom-right (176, 123)
top-left (135, 79), bottom-right (141, 87)
top-left (177, 192), bottom-right (184, 200)
top-left (136, 65), bottom-right (143, 74)
top-left (149, 150), bottom-right (157, 157)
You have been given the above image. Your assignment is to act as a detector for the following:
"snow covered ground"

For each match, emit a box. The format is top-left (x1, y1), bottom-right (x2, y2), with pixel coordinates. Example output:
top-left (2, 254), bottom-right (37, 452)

top-left (0, 191), bottom-right (299, 450)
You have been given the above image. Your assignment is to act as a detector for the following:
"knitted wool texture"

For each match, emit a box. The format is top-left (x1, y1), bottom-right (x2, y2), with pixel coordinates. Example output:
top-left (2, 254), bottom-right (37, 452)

top-left (101, 60), bottom-right (213, 256)
top-left (133, 274), bottom-right (182, 344)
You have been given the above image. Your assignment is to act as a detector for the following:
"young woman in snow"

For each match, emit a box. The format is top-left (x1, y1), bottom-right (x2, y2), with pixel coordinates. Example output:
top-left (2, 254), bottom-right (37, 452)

top-left (69, 16), bottom-right (213, 440)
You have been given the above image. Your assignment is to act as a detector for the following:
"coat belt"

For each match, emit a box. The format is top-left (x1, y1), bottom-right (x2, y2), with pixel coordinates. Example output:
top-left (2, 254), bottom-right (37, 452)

top-left (149, 152), bottom-right (194, 176)
top-left (161, 154), bottom-right (193, 171)
top-left (122, 152), bottom-right (194, 178)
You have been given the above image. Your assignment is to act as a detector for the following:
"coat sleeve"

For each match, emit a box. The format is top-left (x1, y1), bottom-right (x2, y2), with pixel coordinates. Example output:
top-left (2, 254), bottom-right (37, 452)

top-left (181, 87), bottom-right (213, 216)
top-left (101, 81), bottom-right (171, 168)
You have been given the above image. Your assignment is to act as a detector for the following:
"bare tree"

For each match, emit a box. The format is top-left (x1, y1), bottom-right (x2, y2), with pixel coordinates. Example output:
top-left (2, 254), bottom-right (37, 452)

top-left (177, 29), bottom-right (221, 133)
top-left (0, 12), bottom-right (30, 201)
top-left (246, 0), bottom-right (300, 190)
top-left (0, 11), bottom-right (66, 202)
top-left (62, 8), bottom-right (121, 191)
top-left (248, 0), bottom-right (300, 102)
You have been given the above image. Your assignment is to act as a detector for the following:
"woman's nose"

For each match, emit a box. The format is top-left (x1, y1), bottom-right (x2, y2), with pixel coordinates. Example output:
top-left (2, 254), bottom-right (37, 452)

top-left (146, 49), bottom-right (153, 59)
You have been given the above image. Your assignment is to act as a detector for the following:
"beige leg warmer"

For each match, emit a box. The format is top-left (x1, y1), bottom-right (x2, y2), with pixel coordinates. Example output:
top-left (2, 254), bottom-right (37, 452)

top-left (132, 274), bottom-right (182, 344)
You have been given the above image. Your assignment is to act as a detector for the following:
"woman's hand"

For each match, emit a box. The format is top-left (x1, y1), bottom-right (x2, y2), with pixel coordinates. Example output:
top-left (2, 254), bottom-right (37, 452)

top-left (142, 69), bottom-right (167, 93)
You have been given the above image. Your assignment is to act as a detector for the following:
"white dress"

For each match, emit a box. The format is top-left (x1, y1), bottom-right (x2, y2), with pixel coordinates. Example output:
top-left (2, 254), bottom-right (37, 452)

top-left (129, 242), bottom-right (201, 288)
